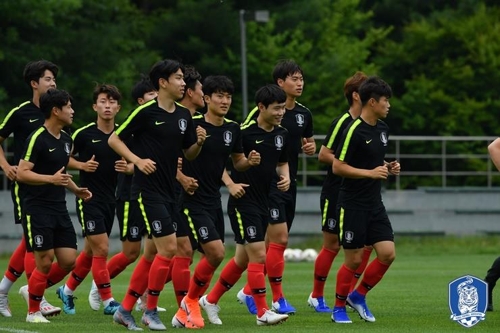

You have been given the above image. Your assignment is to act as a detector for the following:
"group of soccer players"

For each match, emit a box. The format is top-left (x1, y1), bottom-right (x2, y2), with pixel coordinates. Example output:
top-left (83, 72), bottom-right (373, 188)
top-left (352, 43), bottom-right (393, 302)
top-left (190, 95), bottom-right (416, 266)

top-left (0, 57), bottom-right (399, 330)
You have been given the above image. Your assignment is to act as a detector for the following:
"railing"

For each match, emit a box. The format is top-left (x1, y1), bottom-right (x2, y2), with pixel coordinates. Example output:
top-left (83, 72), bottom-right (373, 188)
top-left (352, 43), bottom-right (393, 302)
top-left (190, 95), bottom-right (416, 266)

top-left (2, 136), bottom-right (499, 190)
top-left (298, 135), bottom-right (499, 190)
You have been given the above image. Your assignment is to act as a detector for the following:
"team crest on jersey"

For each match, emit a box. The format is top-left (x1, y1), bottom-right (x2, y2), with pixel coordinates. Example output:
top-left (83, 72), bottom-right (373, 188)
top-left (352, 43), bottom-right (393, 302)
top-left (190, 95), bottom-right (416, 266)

top-left (270, 208), bottom-right (279, 220)
top-left (199, 227), bottom-right (209, 239)
top-left (295, 114), bottom-right (305, 127)
top-left (247, 226), bottom-right (257, 238)
top-left (86, 220), bottom-right (96, 232)
top-left (344, 231), bottom-right (354, 243)
top-left (178, 119), bottom-right (188, 134)
top-left (64, 142), bottom-right (71, 155)
top-left (274, 135), bottom-right (284, 150)
top-left (130, 226), bottom-right (139, 238)
top-left (380, 132), bottom-right (388, 146)
top-left (327, 218), bottom-right (336, 229)
top-left (152, 220), bottom-right (162, 232)
top-left (34, 235), bottom-right (43, 247)
top-left (449, 275), bottom-right (487, 328)
top-left (223, 130), bottom-right (232, 146)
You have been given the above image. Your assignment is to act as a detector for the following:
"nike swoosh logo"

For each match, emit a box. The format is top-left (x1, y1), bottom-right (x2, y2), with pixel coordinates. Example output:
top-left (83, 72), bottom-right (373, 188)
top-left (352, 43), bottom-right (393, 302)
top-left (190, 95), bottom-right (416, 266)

top-left (49, 148), bottom-right (56, 152)
top-left (256, 140), bottom-right (264, 144)
top-left (155, 121), bottom-right (165, 125)
top-left (29, 119), bottom-right (38, 123)
top-left (257, 318), bottom-right (268, 324)
top-left (205, 135), bottom-right (211, 138)
top-left (92, 139), bottom-right (101, 143)
top-left (366, 139), bottom-right (372, 144)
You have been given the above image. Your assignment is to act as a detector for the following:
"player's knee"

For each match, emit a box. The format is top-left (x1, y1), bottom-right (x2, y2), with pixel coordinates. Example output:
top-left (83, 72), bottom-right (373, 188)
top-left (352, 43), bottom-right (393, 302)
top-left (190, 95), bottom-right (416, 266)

top-left (206, 248), bottom-right (225, 267)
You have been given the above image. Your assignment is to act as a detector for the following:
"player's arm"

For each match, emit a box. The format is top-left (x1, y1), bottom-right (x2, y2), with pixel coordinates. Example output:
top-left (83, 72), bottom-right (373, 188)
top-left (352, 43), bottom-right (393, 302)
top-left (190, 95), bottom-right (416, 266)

top-left (231, 151), bottom-right (260, 172)
top-left (276, 162), bottom-right (290, 192)
top-left (384, 160), bottom-right (401, 175)
top-left (65, 178), bottom-right (92, 201)
top-left (222, 168), bottom-right (248, 199)
top-left (17, 160), bottom-right (72, 186)
top-left (108, 132), bottom-right (156, 175)
top-left (333, 158), bottom-right (388, 179)
top-left (176, 167), bottom-right (198, 195)
top-left (0, 136), bottom-right (17, 181)
top-left (183, 125), bottom-right (206, 161)
top-left (301, 137), bottom-right (316, 155)
top-left (488, 138), bottom-right (500, 171)
top-left (68, 155), bottom-right (99, 172)
top-left (318, 145), bottom-right (335, 165)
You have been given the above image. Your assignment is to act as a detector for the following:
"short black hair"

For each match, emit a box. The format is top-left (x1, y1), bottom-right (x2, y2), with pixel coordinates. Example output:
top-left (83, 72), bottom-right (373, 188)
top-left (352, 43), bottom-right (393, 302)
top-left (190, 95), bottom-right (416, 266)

top-left (272, 59), bottom-right (303, 83)
top-left (359, 76), bottom-right (393, 105)
top-left (23, 60), bottom-right (59, 88)
top-left (203, 75), bottom-right (234, 96)
top-left (131, 74), bottom-right (156, 102)
top-left (254, 84), bottom-right (286, 108)
top-left (182, 66), bottom-right (202, 98)
top-left (39, 89), bottom-right (73, 119)
top-left (93, 83), bottom-right (121, 104)
top-left (149, 59), bottom-right (185, 90)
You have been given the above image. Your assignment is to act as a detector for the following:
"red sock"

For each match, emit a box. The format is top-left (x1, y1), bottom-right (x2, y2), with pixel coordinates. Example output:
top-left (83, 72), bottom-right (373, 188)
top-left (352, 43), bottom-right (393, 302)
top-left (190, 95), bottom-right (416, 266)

top-left (187, 257), bottom-right (216, 299)
top-left (266, 243), bottom-right (285, 302)
top-left (349, 247), bottom-right (372, 292)
top-left (28, 269), bottom-right (47, 313)
top-left (66, 252), bottom-right (92, 291)
top-left (107, 252), bottom-right (133, 279)
top-left (46, 263), bottom-right (70, 287)
top-left (5, 238), bottom-right (25, 282)
top-left (207, 258), bottom-right (245, 304)
top-left (24, 251), bottom-right (35, 281)
top-left (248, 263), bottom-right (267, 317)
top-left (355, 258), bottom-right (391, 296)
top-left (93, 256), bottom-right (112, 301)
top-left (147, 255), bottom-right (171, 310)
top-left (122, 256), bottom-right (152, 311)
top-left (312, 247), bottom-right (338, 298)
top-left (335, 264), bottom-right (355, 307)
top-left (171, 256), bottom-right (191, 306)
top-left (165, 259), bottom-right (173, 285)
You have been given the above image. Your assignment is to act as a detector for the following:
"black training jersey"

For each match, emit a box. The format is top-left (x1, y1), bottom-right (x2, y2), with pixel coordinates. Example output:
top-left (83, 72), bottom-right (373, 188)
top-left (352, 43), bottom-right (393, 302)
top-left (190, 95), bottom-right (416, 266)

top-left (21, 127), bottom-right (72, 215)
top-left (182, 115), bottom-right (243, 209)
top-left (0, 101), bottom-right (45, 165)
top-left (336, 117), bottom-right (390, 210)
top-left (321, 112), bottom-right (353, 197)
top-left (228, 120), bottom-right (289, 215)
top-left (115, 100), bottom-right (197, 203)
top-left (243, 102), bottom-right (313, 182)
top-left (115, 137), bottom-right (138, 201)
top-left (72, 122), bottom-right (120, 203)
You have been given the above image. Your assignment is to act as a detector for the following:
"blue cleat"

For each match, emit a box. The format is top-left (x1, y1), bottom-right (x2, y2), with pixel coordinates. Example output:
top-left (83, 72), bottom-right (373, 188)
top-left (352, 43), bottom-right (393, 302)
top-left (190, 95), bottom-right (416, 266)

top-left (56, 286), bottom-right (76, 315)
top-left (307, 293), bottom-right (331, 313)
top-left (104, 300), bottom-right (121, 315)
top-left (272, 297), bottom-right (296, 315)
top-left (346, 290), bottom-right (376, 322)
top-left (332, 306), bottom-right (352, 323)
top-left (236, 288), bottom-right (257, 315)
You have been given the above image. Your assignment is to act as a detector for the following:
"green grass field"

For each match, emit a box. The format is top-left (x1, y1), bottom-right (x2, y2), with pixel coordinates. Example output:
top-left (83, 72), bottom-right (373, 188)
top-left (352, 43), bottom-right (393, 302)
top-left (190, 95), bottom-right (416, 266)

top-left (0, 235), bottom-right (499, 332)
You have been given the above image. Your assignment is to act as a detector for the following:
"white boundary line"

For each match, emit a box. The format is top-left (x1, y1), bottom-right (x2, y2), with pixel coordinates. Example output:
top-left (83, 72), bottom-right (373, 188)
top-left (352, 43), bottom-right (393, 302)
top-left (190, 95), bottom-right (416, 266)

top-left (0, 328), bottom-right (39, 333)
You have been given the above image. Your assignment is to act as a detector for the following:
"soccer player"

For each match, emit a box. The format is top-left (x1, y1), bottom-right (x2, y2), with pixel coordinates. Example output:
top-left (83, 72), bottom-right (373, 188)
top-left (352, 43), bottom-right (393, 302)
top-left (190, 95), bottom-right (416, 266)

top-left (308, 72), bottom-right (373, 312)
top-left (56, 84), bottom-right (125, 315)
top-left (109, 59), bottom-right (206, 331)
top-left (331, 76), bottom-right (400, 324)
top-left (0, 60), bottom-right (61, 317)
top-left (173, 75), bottom-right (260, 328)
top-left (16, 88), bottom-right (92, 323)
top-left (199, 84), bottom-right (290, 326)
top-left (238, 60), bottom-right (315, 315)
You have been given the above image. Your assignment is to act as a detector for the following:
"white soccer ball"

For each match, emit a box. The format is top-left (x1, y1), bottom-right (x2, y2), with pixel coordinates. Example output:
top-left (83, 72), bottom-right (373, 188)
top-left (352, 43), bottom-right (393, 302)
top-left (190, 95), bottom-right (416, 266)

top-left (300, 248), bottom-right (319, 262)
top-left (284, 248), bottom-right (302, 262)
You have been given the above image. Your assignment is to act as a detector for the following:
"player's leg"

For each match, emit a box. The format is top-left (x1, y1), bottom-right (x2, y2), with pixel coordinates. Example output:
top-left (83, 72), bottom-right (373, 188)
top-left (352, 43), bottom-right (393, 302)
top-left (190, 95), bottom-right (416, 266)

top-left (485, 256), bottom-right (500, 311)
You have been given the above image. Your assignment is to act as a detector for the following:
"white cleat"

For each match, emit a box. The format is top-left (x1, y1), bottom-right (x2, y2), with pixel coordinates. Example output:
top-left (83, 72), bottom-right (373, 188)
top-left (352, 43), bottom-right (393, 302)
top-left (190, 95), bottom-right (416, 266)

top-left (0, 293), bottom-right (12, 317)
top-left (20, 285), bottom-right (61, 317)
top-left (199, 295), bottom-right (222, 325)
top-left (26, 311), bottom-right (50, 323)
top-left (88, 280), bottom-right (101, 311)
top-left (256, 309), bottom-right (288, 326)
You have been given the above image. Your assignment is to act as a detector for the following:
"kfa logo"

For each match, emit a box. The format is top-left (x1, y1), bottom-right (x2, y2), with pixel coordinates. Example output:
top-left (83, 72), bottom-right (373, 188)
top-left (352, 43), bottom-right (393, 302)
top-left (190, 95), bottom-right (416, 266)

top-left (270, 208), bottom-right (279, 221)
top-left (86, 220), bottom-right (96, 232)
top-left (130, 226), bottom-right (139, 238)
top-left (64, 142), bottom-right (71, 155)
top-left (34, 235), bottom-right (43, 247)
top-left (327, 218), bottom-right (336, 229)
top-left (380, 132), bottom-right (388, 146)
top-left (223, 131), bottom-right (232, 146)
top-left (199, 227), bottom-right (209, 239)
top-left (344, 231), bottom-right (354, 243)
top-left (247, 226), bottom-right (257, 238)
top-left (152, 220), bottom-right (162, 233)
top-left (449, 275), bottom-right (487, 328)
top-left (295, 114), bottom-right (304, 127)
top-left (178, 119), bottom-right (188, 134)
top-left (274, 135), bottom-right (283, 150)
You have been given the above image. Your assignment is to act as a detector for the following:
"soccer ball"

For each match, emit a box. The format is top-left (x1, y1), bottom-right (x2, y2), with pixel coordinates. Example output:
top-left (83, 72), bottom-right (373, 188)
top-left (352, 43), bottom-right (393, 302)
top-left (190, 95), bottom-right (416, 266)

top-left (300, 248), bottom-right (318, 262)
top-left (284, 248), bottom-right (303, 262)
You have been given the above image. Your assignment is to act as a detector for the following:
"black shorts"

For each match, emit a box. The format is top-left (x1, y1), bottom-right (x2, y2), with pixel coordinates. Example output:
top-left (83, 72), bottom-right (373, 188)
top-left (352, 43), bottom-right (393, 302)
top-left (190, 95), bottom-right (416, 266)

top-left (138, 197), bottom-right (176, 238)
top-left (76, 199), bottom-right (115, 237)
top-left (337, 205), bottom-right (394, 249)
top-left (116, 200), bottom-right (147, 242)
top-left (320, 193), bottom-right (339, 234)
top-left (11, 182), bottom-right (22, 224)
top-left (228, 204), bottom-right (267, 245)
top-left (23, 213), bottom-right (77, 252)
top-left (268, 182), bottom-right (297, 231)
top-left (183, 206), bottom-right (225, 245)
